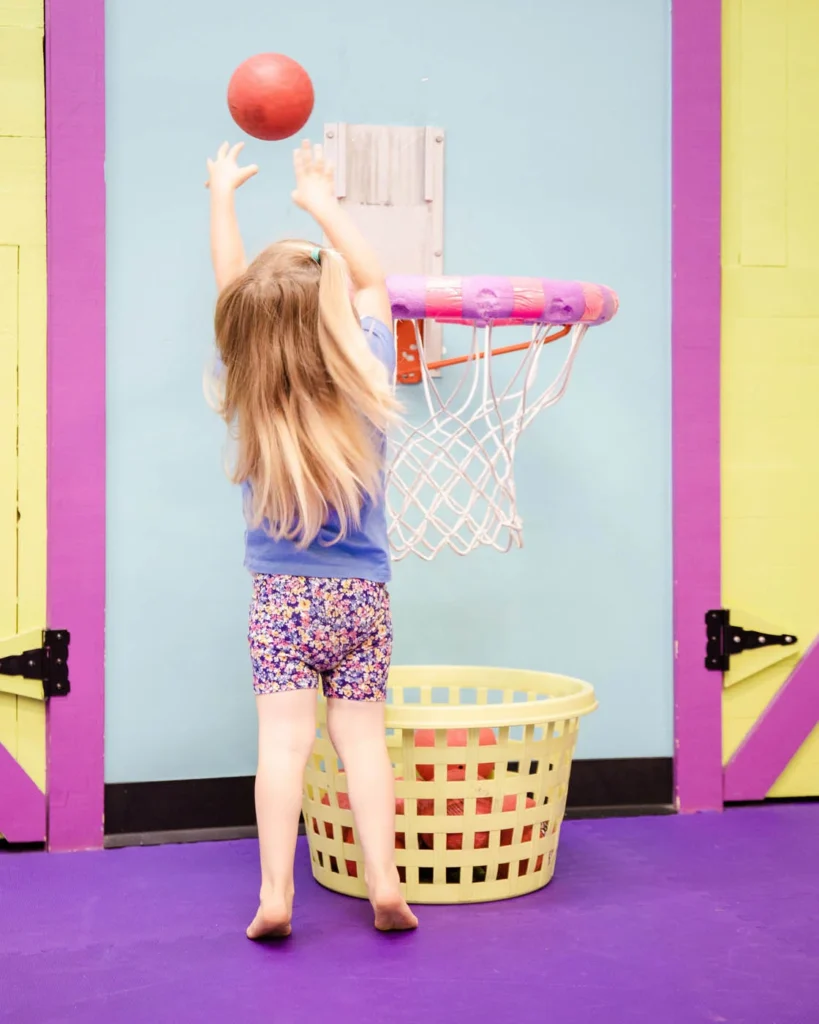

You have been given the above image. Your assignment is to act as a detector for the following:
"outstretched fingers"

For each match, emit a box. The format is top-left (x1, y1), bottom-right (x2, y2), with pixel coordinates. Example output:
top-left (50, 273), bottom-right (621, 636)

top-left (206, 141), bottom-right (258, 190)
top-left (294, 139), bottom-right (326, 176)
top-left (237, 164), bottom-right (259, 186)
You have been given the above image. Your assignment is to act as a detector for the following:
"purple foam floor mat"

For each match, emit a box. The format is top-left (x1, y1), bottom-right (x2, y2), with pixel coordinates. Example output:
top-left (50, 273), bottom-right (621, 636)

top-left (1, 805), bottom-right (817, 1023)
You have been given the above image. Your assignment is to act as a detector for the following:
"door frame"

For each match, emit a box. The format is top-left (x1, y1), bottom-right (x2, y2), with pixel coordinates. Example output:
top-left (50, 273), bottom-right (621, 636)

top-left (44, 0), bottom-right (106, 850)
top-left (672, 0), bottom-right (819, 812)
top-left (40, 0), bottom-right (762, 836)
top-left (671, 0), bottom-right (723, 812)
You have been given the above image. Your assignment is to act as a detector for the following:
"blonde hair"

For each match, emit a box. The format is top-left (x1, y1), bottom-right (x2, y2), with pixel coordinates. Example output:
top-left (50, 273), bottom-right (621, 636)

top-left (211, 240), bottom-right (399, 547)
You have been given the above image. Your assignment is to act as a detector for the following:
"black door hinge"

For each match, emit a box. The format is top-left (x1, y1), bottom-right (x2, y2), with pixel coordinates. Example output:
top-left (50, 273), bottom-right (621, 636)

top-left (0, 630), bottom-right (71, 698)
top-left (705, 610), bottom-right (796, 671)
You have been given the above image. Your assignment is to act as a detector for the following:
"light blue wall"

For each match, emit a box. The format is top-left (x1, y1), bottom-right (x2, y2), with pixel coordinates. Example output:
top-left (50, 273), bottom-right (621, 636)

top-left (105, 0), bottom-right (671, 782)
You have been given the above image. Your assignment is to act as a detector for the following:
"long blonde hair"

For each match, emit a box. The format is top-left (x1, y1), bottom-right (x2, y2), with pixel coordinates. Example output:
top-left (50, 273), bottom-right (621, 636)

top-left (211, 241), bottom-right (399, 546)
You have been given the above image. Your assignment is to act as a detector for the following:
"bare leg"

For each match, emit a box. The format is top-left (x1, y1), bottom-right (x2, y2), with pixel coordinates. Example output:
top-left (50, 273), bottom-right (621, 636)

top-left (247, 688), bottom-right (318, 940)
top-left (326, 698), bottom-right (418, 932)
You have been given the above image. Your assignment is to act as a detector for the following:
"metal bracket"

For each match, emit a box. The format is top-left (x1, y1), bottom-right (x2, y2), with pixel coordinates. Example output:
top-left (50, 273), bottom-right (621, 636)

top-left (0, 630), bottom-right (71, 698)
top-left (705, 610), bottom-right (796, 671)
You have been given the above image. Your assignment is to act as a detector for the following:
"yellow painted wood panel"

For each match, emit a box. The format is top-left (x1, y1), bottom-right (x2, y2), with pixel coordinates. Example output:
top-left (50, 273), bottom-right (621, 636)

top-left (0, 0), bottom-right (47, 816)
top-left (0, 246), bottom-right (18, 636)
top-left (722, 609), bottom-right (799, 690)
top-left (724, 266), bottom-right (819, 318)
top-left (16, 691), bottom-right (44, 789)
top-left (0, 0), bottom-right (42, 28)
top-left (0, 246), bottom-right (22, 793)
top-left (0, 690), bottom-right (45, 788)
top-left (737, 0), bottom-right (788, 266)
top-left (0, 138), bottom-right (46, 246)
top-left (0, 694), bottom-right (18, 760)
top-left (17, 244), bottom-right (46, 632)
top-left (770, 724), bottom-right (819, 798)
top-left (0, 25), bottom-right (45, 137)
top-left (722, 0), bottom-right (819, 797)
top-left (0, 629), bottom-right (44, 700)
top-left (0, 675), bottom-right (44, 701)
top-left (785, 0), bottom-right (819, 269)
top-left (0, 627), bottom-right (43, 658)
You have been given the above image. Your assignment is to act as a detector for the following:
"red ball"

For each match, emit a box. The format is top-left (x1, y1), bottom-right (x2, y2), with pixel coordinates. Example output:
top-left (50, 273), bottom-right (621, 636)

top-left (227, 53), bottom-right (314, 142)
top-left (414, 727), bottom-right (497, 782)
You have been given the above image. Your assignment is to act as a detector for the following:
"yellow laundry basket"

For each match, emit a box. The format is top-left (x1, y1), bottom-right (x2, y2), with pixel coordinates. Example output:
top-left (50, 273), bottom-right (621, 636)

top-left (303, 665), bottom-right (597, 904)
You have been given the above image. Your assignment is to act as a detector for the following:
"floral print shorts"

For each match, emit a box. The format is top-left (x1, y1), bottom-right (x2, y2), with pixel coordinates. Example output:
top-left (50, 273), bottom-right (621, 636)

top-left (249, 574), bottom-right (392, 701)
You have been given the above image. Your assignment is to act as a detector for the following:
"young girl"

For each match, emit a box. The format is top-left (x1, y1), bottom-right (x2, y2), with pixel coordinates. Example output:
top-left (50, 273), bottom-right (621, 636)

top-left (206, 140), bottom-right (418, 938)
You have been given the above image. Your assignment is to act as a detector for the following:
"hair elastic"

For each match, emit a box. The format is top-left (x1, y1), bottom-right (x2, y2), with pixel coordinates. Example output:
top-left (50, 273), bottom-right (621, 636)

top-left (310, 247), bottom-right (322, 265)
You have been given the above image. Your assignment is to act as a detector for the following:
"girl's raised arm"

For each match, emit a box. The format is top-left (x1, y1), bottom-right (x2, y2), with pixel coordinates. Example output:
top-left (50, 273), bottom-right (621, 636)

top-left (206, 141), bottom-right (258, 291)
top-left (292, 140), bottom-right (392, 327)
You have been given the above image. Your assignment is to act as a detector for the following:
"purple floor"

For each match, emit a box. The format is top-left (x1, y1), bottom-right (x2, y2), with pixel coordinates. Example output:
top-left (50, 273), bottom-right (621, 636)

top-left (1, 805), bottom-right (817, 1024)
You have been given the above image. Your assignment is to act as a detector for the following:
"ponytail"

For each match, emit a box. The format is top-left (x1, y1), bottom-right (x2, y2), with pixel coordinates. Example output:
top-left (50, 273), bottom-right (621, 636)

top-left (212, 240), bottom-right (399, 547)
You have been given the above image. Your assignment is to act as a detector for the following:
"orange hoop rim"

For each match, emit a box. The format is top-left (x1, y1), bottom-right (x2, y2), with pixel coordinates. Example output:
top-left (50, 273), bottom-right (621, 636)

top-left (396, 324), bottom-right (572, 386)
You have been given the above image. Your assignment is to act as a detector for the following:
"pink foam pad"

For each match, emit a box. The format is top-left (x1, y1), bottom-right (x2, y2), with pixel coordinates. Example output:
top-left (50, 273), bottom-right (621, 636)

top-left (387, 275), bottom-right (619, 327)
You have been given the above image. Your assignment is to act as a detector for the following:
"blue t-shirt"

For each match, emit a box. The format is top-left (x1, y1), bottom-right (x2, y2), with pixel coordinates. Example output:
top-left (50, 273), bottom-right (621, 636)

top-left (243, 317), bottom-right (396, 583)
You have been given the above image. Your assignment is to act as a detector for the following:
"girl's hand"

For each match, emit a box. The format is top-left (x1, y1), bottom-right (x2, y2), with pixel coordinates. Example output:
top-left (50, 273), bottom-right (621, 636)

top-left (206, 142), bottom-right (258, 194)
top-left (291, 140), bottom-right (336, 215)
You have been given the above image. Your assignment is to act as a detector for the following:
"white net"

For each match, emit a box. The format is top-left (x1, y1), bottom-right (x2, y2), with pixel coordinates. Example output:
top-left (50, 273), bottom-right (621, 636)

top-left (386, 320), bottom-right (589, 561)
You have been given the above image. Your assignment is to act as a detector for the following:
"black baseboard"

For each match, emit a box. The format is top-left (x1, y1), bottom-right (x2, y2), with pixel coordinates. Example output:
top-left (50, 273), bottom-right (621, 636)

top-left (568, 757), bottom-right (673, 808)
top-left (104, 757), bottom-right (673, 836)
top-left (105, 776), bottom-right (257, 836)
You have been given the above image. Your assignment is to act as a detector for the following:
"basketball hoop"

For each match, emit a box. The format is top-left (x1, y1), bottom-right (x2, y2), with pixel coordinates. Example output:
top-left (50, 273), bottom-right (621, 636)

top-left (385, 275), bottom-right (619, 561)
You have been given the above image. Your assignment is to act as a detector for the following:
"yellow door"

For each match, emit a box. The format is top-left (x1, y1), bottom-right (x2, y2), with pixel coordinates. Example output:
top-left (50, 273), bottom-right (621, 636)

top-left (721, 0), bottom-right (819, 798)
top-left (0, 1), bottom-right (48, 842)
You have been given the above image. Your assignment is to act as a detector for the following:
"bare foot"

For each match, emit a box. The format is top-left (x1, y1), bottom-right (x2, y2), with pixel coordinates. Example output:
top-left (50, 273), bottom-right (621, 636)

top-left (368, 875), bottom-right (418, 932)
top-left (246, 898), bottom-right (292, 941)
top-left (373, 894), bottom-right (418, 932)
